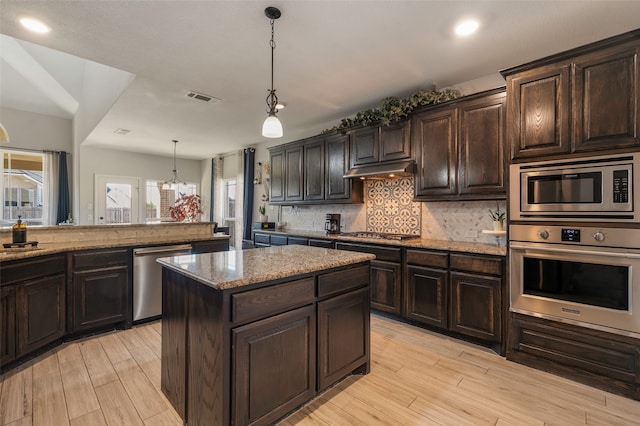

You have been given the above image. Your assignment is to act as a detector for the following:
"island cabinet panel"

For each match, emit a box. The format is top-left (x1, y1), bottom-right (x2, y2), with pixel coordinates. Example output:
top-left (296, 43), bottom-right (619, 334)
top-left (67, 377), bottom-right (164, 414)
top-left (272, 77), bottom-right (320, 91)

top-left (1, 287), bottom-right (16, 366)
top-left (573, 46), bottom-right (640, 152)
top-left (317, 287), bottom-right (370, 391)
top-left (406, 265), bottom-right (448, 329)
top-left (16, 274), bottom-right (66, 356)
top-left (508, 65), bottom-right (571, 160)
top-left (317, 265), bottom-right (369, 298)
top-left (231, 277), bottom-right (315, 325)
top-left (69, 248), bottom-right (131, 332)
top-left (304, 138), bottom-right (325, 201)
top-left (232, 305), bottom-right (316, 426)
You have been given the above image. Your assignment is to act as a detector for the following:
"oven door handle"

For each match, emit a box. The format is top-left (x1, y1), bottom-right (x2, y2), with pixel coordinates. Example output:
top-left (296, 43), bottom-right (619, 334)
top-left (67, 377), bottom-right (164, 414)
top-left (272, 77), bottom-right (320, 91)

top-left (509, 244), bottom-right (640, 259)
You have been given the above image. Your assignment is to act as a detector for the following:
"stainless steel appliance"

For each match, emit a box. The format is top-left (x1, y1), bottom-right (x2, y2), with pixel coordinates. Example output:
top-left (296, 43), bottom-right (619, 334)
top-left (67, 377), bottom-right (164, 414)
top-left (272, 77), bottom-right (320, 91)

top-left (509, 224), bottom-right (640, 337)
top-left (340, 231), bottom-right (421, 241)
top-left (510, 153), bottom-right (639, 222)
top-left (133, 244), bottom-right (193, 322)
top-left (325, 214), bottom-right (341, 234)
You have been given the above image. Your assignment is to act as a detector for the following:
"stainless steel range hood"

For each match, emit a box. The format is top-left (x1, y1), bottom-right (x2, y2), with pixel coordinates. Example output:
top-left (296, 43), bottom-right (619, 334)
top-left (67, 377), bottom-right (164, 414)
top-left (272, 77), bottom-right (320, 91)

top-left (343, 160), bottom-right (416, 179)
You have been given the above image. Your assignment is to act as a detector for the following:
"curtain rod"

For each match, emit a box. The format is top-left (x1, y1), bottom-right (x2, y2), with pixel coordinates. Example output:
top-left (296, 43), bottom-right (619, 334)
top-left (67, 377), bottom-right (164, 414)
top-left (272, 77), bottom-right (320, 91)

top-left (1, 146), bottom-right (70, 155)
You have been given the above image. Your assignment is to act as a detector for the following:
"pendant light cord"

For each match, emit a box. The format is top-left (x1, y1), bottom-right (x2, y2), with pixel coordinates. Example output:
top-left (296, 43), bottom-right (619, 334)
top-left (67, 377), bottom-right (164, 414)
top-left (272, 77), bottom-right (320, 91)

top-left (266, 18), bottom-right (278, 114)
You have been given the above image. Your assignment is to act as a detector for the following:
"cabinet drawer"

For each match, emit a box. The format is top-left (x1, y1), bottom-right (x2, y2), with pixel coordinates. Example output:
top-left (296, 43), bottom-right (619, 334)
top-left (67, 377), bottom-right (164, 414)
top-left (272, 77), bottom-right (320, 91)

top-left (308, 239), bottom-right (333, 248)
top-left (335, 242), bottom-right (401, 262)
top-left (450, 253), bottom-right (503, 276)
top-left (271, 235), bottom-right (288, 246)
top-left (318, 265), bottom-right (369, 298)
top-left (72, 248), bottom-right (129, 269)
top-left (406, 249), bottom-right (448, 269)
top-left (254, 233), bottom-right (270, 244)
top-left (231, 277), bottom-right (315, 324)
top-left (287, 237), bottom-right (308, 246)
top-left (1, 254), bottom-right (66, 286)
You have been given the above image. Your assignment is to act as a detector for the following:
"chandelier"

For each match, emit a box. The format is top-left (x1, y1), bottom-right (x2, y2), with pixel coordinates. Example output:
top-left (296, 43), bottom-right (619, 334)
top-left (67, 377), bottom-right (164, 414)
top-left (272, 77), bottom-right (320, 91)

top-left (162, 139), bottom-right (186, 190)
top-left (261, 6), bottom-right (283, 138)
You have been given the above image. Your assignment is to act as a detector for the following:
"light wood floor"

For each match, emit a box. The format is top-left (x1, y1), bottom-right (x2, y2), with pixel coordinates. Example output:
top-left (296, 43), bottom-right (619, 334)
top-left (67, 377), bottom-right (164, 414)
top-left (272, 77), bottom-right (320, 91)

top-left (2, 315), bottom-right (639, 426)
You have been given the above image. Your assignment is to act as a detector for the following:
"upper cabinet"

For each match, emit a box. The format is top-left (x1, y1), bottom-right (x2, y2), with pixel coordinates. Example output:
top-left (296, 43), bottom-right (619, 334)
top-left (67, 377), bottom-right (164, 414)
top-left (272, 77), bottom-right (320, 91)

top-left (503, 31), bottom-right (640, 161)
top-left (413, 89), bottom-right (507, 200)
top-left (349, 120), bottom-right (411, 167)
top-left (268, 134), bottom-right (362, 205)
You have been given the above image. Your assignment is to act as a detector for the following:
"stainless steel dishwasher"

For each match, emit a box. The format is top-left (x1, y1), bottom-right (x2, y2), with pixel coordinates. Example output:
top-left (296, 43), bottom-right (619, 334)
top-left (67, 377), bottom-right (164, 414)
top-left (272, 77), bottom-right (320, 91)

top-left (133, 244), bottom-right (193, 322)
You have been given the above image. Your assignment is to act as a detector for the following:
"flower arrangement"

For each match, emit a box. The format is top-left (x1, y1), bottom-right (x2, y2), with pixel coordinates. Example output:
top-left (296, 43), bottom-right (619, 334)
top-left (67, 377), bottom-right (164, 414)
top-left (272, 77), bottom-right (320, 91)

top-left (488, 202), bottom-right (505, 230)
top-left (169, 194), bottom-right (203, 222)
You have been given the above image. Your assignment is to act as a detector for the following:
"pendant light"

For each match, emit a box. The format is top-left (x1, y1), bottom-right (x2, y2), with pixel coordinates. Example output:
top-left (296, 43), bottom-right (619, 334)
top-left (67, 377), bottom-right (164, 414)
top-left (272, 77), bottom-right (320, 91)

top-left (162, 139), bottom-right (186, 190)
top-left (262, 6), bottom-right (283, 138)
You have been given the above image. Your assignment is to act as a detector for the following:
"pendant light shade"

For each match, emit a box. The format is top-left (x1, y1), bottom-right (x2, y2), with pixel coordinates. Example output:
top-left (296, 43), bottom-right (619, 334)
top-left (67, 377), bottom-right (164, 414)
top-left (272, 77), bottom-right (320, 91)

top-left (262, 7), bottom-right (283, 138)
top-left (262, 113), bottom-right (283, 138)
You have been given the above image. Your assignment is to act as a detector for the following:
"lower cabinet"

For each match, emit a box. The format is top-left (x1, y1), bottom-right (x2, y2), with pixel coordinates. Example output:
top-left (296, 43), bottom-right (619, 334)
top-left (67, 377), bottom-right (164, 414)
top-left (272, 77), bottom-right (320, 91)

top-left (70, 248), bottom-right (131, 332)
top-left (232, 305), bottom-right (316, 425)
top-left (406, 265), bottom-right (448, 328)
top-left (450, 272), bottom-right (501, 343)
top-left (370, 260), bottom-right (402, 314)
top-left (1, 287), bottom-right (16, 365)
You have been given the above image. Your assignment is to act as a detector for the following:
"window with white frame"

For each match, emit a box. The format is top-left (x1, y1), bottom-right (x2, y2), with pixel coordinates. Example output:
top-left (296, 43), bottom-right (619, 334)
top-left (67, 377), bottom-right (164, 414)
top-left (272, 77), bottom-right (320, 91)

top-left (145, 180), bottom-right (198, 222)
top-left (1, 150), bottom-right (45, 226)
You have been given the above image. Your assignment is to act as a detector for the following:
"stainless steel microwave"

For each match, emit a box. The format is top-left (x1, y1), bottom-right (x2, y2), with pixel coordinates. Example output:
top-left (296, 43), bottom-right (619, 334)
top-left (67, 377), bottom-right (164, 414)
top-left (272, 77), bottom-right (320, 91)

top-left (510, 153), bottom-right (639, 222)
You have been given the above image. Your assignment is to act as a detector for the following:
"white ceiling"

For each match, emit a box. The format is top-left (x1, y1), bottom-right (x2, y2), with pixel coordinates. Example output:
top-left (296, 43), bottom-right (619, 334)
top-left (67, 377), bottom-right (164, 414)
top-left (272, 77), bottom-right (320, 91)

top-left (1, 1), bottom-right (639, 160)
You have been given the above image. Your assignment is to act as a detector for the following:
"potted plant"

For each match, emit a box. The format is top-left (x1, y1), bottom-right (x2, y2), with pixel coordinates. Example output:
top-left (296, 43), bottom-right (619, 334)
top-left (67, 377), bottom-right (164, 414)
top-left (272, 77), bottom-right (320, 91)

top-left (169, 194), bottom-right (203, 222)
top-left (488, 203), bottom-right (506, 231)
top-left (258, 204), bottom-right (268, 222)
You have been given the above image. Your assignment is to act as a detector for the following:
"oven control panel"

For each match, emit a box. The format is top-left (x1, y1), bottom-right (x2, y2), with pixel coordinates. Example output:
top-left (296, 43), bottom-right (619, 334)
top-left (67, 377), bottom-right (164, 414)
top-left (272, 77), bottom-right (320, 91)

top-left (510, 224), bottom-right (640, 248)
top-left (561, 228), bottom-right (581, 242)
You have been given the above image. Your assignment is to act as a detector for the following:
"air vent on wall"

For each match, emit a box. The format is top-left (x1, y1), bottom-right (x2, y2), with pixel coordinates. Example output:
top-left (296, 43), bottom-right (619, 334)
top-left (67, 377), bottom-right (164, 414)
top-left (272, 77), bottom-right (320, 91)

top-left (186, 91), bottom-right (221, 104)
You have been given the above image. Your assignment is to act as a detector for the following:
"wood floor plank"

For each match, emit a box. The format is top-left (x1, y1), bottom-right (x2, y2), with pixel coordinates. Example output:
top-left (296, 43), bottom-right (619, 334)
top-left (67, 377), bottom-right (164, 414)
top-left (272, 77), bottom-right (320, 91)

top-left (112, 357), bottom-right (167, 420)
top-left (0, 366), bottom-right (32, 425)
top-left (134, 325), bottom-right (162, 359)
top-left (4, 416), bottom-right (32, 426)
top-left (116, 328), bottom-right (146, 353)
top-left (149, 322), bottom-right (162, 336)
top-left (94, 381), bottom-right (144, 426)
top-left (98, 332), bottom-right (133, 365)
top-left (57, 344), bottom-right (100, 420)
top-left (32, 359), bottom-right (69, 426)
top-left (78, 340), bottom-right (118, 388)
top-left (142, 409), bottom-right (182, 426)
top-left (69, 409), bottom-right (107, 426)
top-left (129, 345), bottom-right (161, 391)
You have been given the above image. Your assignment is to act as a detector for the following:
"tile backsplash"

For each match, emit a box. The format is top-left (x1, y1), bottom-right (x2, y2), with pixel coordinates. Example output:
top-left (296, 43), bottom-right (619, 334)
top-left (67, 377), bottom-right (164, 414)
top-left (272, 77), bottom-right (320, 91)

top-left (276, 176), bottom-right (506, 244)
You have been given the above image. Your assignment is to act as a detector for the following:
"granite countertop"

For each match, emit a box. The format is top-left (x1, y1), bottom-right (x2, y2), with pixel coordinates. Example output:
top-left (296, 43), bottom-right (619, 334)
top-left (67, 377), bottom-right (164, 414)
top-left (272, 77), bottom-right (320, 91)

top-left (255, 229), bottom-right (507, 256)
top-left (158, 245), bottom-right (375, 290)
top-left (0, 235), bottom-right (230, 262)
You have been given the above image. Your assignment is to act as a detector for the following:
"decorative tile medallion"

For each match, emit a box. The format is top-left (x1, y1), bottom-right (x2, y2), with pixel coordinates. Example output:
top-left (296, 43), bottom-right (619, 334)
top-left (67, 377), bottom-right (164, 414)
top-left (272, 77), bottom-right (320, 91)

top-left (365, 177), bottom-right (421, 235)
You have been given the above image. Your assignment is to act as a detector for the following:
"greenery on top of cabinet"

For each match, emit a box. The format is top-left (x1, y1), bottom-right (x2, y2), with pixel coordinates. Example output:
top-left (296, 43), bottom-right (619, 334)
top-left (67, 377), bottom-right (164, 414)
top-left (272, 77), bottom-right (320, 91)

top-left (323, 87), bottom-right (460, 133)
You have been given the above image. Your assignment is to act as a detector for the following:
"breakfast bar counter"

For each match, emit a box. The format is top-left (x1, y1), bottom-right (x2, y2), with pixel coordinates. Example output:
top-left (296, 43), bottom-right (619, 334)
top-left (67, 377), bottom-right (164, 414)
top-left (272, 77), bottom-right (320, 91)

top-left (158, 245), bottom-right (374, 426)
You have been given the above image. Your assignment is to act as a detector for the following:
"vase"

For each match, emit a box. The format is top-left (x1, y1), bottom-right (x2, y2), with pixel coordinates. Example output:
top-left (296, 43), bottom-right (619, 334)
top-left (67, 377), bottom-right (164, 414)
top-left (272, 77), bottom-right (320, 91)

top-left (259, 214), bottom-right (268, 222)
top-left (493, 220), bottom-right (504, 231)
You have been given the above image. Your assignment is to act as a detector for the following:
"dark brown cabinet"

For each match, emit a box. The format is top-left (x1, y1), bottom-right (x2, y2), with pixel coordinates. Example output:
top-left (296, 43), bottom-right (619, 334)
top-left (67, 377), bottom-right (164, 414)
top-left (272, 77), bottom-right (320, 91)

top-left (335, 242), bottom-right (403, 315)
top-left (232, 305), bottom-right (316, 425)
top-left (326, 133), bottom-right (360, 201)
top-left (70, 248), bottom-right (130, 332)
top-left (269, 148), bottom-right (285, 202)
top-left (504, 32), bottom-right (640, 160)
top-left (191, 239), bottom-right (229, 254)
top-left (304, 137), bottom-right (325, 201)
top-left (1, 287), bottom-right (16, 366)
top-left (285, 145), bottom-right (304, 201)
top-left (406, 266), bottom-right (448, 329)
top-left (349, 120), bottom-right (411, 168)
top-left (413, 89), bottom-right (506, 200)
top-left (308, 238), bottom-right (334, 248)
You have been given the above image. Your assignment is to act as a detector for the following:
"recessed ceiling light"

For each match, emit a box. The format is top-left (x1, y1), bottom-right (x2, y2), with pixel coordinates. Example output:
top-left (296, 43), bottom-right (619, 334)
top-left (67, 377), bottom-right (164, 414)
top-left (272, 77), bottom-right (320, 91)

top-left (454, 19), bottom-right (479, 37)
top-left (19, 17), bottom-right (51, 33)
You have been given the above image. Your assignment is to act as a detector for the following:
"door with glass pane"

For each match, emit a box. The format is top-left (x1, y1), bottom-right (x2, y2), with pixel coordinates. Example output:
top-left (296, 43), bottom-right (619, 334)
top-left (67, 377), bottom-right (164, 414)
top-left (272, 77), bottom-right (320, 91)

top-left (95, 175), bottom-right (140, 224)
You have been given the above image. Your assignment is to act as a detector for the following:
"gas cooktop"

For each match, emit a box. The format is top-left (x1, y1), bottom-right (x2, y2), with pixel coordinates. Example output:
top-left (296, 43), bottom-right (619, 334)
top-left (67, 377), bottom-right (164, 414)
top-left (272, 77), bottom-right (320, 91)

top-left (340, 232), bottom-right (421, 241)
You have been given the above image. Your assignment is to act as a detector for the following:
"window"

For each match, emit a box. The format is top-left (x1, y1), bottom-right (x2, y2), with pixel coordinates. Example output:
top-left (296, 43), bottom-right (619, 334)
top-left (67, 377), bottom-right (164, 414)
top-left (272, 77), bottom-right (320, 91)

top-left (145, 180), bottom-right (198, 222)
top-left (224, 178), bottom-right (237, 247)
top-left (1, 150), bottom-right (44, 226)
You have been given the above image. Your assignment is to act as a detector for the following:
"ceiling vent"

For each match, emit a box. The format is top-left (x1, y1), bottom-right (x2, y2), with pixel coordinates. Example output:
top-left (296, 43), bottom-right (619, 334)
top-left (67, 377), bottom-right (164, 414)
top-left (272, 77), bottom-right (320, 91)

top-left (186, 91), bottom-right (221, 104)
top-left (114, 128), bottom-right (131, 135)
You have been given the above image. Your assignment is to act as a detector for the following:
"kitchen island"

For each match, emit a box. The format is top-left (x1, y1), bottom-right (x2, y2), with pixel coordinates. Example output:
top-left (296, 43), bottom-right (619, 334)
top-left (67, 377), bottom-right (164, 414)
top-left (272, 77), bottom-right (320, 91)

top-left (158, 245), bottom-right (375, 426)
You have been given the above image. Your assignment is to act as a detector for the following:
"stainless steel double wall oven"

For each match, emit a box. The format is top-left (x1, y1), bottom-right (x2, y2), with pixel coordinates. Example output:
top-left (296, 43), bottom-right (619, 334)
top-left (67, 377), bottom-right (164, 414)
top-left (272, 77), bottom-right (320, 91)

top-left (509, 153), bottom-right (640, 337)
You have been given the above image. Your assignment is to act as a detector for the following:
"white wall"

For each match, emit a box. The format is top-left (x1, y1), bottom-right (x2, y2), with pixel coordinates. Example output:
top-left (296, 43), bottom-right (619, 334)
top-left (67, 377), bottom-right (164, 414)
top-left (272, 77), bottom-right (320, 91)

top-left (78, 145), bottom-right (203, 225)
top-left (0, 107), bottom-right (72, 152)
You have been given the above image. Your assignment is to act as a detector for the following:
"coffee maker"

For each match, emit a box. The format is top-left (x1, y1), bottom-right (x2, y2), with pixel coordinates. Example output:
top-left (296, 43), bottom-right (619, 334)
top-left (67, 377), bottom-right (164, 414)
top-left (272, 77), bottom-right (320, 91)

top-left (324, 214), bottom-right (341, 235)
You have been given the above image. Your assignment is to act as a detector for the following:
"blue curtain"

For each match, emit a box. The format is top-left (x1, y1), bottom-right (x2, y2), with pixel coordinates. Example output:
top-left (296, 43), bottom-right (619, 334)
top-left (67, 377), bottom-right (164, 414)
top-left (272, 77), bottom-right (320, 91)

top-left (210, 158), bottom-right (215, 223)
top-left (56, 152), bottom-right (71, 224)
top-left (242, 148), bottom-right (255, 241)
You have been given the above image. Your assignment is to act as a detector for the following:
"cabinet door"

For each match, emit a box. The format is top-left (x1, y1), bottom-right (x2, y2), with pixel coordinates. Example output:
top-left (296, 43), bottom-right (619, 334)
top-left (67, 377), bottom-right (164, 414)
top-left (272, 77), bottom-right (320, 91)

top-left (308, 238), bottom-right (333, 248)
top-left (304, 138), bottom-right (325, 201)
top-left (380, 120), bottom-right (411, 162)
top-left (413, 107), bottom-right (458, 197)
top-left (287, 236), bottom-right (308, 246)
top-left (72, 265), bottom-right (129, 332)
top-left (450, 272), bottom-right (501, 343)
top-left (573, 46), bottom-right (640, 152)
top-left (232, 305), bottom-right (315, 426)
top-left (326, 133), bottom-right (352, 200)
top-left (285, 146), bottom-right (304, 201)
top-left (508, 65), bottom-right (571, 159)
top-left (317, 288), bottom-right (369, 391)
top-left (1, 287), bottom-right (16, 366)
top-left (350, 126), bottom-right (379, 167)
top-left (458, 92), bottom-right (507, 196)
top-left (370, 260), bottom-right (402, 315)
top-left (269, 149), bottom-right (285, 202)
top-left (406, 265), bottom-right (448, 329)
top-left (16, 274), bottom-right (66, 356)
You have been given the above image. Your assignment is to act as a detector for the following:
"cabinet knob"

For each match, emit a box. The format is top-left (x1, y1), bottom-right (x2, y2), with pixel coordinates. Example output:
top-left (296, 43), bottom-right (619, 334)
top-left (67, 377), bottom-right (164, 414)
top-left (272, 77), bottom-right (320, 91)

top-left (593, 232), bottom-right (606, 242)
top-left (538, 230), bottom-right (549, 240)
